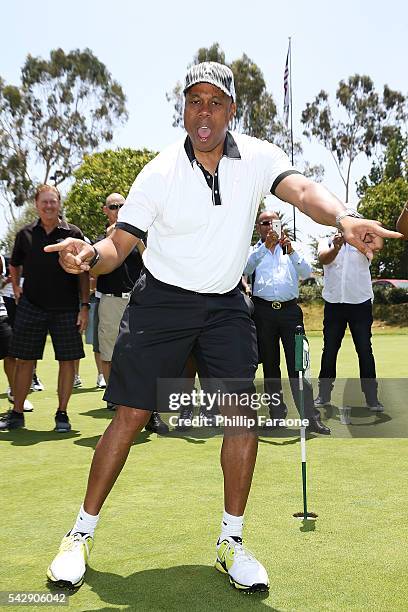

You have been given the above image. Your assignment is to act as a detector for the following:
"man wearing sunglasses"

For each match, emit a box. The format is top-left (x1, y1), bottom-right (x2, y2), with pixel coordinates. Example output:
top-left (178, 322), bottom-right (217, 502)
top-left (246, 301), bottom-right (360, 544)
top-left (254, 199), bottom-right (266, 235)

top-left (45, 62), bottom-right (402, 594)
top-left (96, 193), bottom-right (143, 406)
top-left (245, 211), bottom-right (329, 435)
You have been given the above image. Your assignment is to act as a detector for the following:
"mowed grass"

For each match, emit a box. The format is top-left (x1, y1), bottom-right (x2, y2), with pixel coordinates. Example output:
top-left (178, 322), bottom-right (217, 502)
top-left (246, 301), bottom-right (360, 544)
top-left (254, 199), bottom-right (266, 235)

top-left (1, 332), bottom-right (408, 611)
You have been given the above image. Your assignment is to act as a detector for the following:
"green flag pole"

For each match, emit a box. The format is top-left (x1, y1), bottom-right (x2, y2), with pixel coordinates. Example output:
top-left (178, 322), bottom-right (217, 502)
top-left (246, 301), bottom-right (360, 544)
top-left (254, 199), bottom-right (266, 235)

top-left (293, 325), bottom-right (318, 521)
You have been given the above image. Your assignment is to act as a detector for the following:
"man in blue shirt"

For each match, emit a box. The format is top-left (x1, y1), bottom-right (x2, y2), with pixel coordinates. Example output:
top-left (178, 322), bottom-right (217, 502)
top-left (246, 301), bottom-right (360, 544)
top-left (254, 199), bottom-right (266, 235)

top-left (245, 210), bottom-right (330, 435)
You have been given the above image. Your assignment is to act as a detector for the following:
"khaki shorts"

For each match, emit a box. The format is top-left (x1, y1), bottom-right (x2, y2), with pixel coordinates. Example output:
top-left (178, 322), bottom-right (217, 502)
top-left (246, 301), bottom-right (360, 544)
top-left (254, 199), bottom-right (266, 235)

top-left (98, 294), bottom-right (129, 361)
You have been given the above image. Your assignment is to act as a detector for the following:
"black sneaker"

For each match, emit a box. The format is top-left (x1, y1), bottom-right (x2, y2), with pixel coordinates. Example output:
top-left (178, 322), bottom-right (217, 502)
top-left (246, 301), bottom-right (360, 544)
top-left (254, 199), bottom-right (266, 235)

top-left (199, 407), bottom-right (217, 427)
top-left (0, 410), bottom-right (25, 430)
top-left (145, 412), bottom-right (169, 434)
top-left (314, 395), bottom-right (331, 408)
top-left (54, 411), bottom-right (71, 433)
top-left (176, 407), bottom-right (193, 431)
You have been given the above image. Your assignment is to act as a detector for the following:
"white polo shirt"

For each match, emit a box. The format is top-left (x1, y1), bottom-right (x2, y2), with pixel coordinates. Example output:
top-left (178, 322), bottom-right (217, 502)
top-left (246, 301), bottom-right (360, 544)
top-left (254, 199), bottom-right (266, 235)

top-left (319, 239), bottom-right (373, 304)
top-left (117, 131), bottom-right (299, 293)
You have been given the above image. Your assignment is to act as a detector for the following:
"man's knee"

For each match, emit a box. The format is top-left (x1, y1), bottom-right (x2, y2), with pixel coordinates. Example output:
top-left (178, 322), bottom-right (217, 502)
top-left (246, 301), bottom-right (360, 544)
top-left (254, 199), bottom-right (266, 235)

top-left (113, 406), bottom-right (152, 433)
top-left (15, 359), bottom-right (35, 368)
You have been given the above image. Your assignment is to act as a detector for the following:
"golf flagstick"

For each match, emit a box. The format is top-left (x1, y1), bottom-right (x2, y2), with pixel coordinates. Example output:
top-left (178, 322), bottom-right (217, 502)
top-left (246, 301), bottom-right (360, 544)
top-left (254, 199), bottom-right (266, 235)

top-left (293, 325), bottom-right (318, 520)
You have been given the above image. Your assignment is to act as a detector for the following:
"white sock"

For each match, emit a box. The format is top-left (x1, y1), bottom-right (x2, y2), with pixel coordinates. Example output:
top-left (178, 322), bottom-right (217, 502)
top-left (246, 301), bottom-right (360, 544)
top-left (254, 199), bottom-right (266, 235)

top-left (219, 510), bottom-right (243, 542)
top-left (71, 504), bottom-right (99, 537)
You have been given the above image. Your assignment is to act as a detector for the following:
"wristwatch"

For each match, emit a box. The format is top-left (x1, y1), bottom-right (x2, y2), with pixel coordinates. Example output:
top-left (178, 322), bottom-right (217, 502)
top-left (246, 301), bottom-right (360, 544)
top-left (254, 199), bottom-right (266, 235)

top-left (335, 208), bottom-right (364, 230)
top-left (88, 246), bottom-right (100, 269)
top-left (81, 302), bottom-right (91, 310)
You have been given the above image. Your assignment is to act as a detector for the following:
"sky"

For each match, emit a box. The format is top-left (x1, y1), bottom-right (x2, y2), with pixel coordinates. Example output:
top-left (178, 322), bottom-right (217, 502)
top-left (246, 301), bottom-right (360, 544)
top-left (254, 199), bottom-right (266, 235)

top-left (1, 0), bottom-right (407, 256)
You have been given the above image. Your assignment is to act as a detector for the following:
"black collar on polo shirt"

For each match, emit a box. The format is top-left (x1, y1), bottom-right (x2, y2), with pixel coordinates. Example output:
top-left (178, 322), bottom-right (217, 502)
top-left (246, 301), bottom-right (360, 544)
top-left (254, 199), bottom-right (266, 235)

top-left (184, 131), bottom-right (241, 164)
top-left (184, 131), bottom-right (241, 206)
top-left (31, 217), bottom-right (72, 234)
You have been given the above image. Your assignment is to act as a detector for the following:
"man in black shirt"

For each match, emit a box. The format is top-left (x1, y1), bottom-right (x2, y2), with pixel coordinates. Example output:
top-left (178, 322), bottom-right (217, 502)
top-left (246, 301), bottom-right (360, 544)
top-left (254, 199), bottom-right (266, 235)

top-left (97, 193), bottom-right (144, 386)
top-left (0, 185), bottom-right (89, 432)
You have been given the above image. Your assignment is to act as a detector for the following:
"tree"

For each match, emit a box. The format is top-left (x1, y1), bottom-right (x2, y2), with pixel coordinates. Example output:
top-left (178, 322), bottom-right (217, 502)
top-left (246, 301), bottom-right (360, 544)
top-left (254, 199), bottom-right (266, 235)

top-left (358, 177), bottom-right (408, 278)
top-left (0, 48), bottom-right (128, 218)
top-left (357, 130), bottom-right (407, 196)
top-left (301, 75), bottom-right (406, 200)
top-left (64, 148), bottom-right (156, 239)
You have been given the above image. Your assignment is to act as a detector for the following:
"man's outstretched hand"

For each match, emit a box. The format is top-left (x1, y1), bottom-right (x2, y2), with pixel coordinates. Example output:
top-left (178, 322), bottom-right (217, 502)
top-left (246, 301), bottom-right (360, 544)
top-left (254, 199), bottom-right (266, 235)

top-left (44, 238), bottom-right (94, 274)
top-left (340, 218), bottom-right (403, 260)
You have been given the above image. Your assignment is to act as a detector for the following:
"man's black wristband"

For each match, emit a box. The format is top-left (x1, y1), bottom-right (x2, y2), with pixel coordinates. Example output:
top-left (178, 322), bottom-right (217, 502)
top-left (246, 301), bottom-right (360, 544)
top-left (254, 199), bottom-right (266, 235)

top-left (88, 246), bottom-right (100, 269)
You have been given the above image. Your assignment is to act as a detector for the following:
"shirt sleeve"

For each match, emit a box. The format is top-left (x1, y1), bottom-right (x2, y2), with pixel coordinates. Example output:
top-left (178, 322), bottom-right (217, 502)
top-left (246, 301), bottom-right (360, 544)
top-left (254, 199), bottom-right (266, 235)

top-left (257, 140), bottom-right (303, 197)
top-left (70, 225), bottom-right (84, 241)
top-left (10, 230), bottom-right (25, 267)
top-left (289, 250), bottom-right (312, 280)
top-left (117, 162), bottom-right (164, 233)
top-left (243, 242), bottom-right (268, 275)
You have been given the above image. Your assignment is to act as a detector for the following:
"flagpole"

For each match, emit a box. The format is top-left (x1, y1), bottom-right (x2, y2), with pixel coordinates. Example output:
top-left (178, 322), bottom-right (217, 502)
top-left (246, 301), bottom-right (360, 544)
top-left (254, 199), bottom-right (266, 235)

top-left (288, 37), bottom-right (296, 240)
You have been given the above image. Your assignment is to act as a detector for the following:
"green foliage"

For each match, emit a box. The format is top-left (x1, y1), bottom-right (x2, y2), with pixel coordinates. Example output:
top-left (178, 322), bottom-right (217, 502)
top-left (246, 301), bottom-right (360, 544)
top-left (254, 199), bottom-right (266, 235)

top-left (298, 283), bottom-right (323, 303)
top-left (373, 285), bottom-right (408, 304)
top-left (388, 287), bottom-right (408, 304)
top-left (372, 284), bottom-right (390, 304)
top-left (372, 303), bottom-right (408, 325)
top-left (358, 177), bottom-right (408, 277)
top-left (64, 148), bottom-right (156, 239)
top-left (357, 130), bottom-right (407, 197)
top-left (301, 75), bottom-right (406, 200)
top-left (0, 48), bottom-right (127, 209)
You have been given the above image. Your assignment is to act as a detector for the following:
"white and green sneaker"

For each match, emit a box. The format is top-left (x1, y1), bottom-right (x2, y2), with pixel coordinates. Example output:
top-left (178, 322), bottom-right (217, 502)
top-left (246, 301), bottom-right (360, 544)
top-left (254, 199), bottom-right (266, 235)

top-left (215, 536), bottom-right (269, 593)
top-left (47, 531), bottom-right (93, 588)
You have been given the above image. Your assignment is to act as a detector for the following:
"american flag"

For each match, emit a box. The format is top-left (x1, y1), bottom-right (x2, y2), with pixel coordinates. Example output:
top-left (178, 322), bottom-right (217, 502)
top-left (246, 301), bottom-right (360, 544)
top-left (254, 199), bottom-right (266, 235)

top-left (283, 46), bottom-right (290, 126)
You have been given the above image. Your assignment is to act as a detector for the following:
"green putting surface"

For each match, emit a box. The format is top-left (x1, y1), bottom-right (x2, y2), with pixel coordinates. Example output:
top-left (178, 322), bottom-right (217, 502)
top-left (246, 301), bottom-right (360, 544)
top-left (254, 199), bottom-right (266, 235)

top-left (1, 334), bottom-right (407, 611)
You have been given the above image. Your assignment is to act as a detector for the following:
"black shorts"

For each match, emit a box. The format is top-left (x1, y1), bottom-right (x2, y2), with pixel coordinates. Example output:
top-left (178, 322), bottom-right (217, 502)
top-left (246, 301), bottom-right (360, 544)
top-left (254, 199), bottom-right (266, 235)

top-left (0, 315), bottom-right (12, 359)
top-left (10, 296), bottom-right (84, 361)
top-left (104, 270), bottom-right (258, 411)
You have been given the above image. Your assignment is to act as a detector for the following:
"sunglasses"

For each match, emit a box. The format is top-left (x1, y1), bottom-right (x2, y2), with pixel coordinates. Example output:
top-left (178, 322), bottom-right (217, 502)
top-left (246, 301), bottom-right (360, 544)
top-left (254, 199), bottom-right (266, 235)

top-left (259, 220), bottom-right (274, 226)
top-left (107, 203), bottom-right (124, 210)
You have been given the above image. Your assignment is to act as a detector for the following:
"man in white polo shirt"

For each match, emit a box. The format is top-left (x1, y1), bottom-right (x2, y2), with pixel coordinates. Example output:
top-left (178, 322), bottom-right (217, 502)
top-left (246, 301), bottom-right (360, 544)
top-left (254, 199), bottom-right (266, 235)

top-left (314, 231), bottom-right (384, 411)
top-left (45, 62), bottom-right (400, 594)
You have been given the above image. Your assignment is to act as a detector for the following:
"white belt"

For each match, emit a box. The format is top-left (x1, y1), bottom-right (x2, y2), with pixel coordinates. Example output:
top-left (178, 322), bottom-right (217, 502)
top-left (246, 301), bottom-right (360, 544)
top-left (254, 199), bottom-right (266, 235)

top-left (102, 292), bottom-right (130, 299)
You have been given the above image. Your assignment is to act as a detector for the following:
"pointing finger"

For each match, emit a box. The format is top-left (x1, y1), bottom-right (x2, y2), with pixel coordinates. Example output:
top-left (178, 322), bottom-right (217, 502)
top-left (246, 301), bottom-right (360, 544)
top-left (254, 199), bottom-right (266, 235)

top-left (44, 238), bottom-right (76, 253)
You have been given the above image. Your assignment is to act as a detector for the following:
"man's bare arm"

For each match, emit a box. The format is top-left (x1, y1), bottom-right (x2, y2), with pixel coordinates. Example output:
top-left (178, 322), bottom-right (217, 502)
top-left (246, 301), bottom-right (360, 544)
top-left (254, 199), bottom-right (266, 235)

top-left (9, 264), bottom-right (23, 302)
top-left (318, 234), bottom-right (345, 265)
top-left (78, 272), bottom-right (90, 303)
top-left (275, 174), bottom-right (402, 258)
top-left (275, 174), bottom-right (344, 226)
top-left (44, 228), bottom-right (140, 276)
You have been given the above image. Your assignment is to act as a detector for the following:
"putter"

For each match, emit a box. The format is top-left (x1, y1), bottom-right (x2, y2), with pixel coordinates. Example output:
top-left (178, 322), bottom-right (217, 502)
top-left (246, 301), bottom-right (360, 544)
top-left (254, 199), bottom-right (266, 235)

top-left (293, 325), bottom-right (318, 521)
